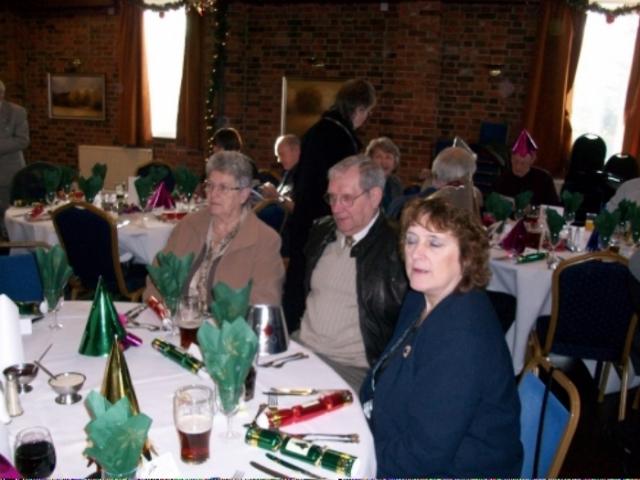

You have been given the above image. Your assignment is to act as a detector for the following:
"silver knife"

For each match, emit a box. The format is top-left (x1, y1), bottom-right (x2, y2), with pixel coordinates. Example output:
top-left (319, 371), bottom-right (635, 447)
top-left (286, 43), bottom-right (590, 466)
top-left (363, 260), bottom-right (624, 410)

top-left (249, 461), bottom-right (293, 479)
top-left (264, 388), bottom-right (340, 396)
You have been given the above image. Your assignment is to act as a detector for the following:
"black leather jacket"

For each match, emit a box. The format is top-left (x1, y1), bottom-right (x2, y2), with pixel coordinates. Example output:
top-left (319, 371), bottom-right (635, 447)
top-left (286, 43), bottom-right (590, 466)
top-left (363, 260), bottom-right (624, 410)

top-left (303, 214), bottom-right (408, 366)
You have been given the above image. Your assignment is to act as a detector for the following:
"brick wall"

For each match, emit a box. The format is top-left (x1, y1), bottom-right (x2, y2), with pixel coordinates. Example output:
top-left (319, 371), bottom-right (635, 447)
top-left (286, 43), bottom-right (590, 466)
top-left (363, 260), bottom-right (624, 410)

top-left (0, 1), bottom-right (540, 184)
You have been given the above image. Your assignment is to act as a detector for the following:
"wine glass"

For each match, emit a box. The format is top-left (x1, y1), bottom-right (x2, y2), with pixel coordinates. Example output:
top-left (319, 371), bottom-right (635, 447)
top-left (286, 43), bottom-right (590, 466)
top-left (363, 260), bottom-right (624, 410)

top-left (163, 295), bottom-right (180, 337)
top-left (44, 287), bottom-right (64, 330)
top-left (216, 384), bottom-right (244, 440)
top-left (14, 426), bottom-right (56, 478)
top-left (546, 231), bottom-right (562, 270)
top-left (45, 190), bottom-right (56, 207)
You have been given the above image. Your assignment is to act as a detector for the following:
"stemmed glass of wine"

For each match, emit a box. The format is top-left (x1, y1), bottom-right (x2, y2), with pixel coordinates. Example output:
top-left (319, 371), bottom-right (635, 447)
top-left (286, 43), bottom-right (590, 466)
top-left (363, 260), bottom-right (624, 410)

top-left (216, 384), bottom-right (244, 440)
top-left (14, 426), bottom-right (56, 479)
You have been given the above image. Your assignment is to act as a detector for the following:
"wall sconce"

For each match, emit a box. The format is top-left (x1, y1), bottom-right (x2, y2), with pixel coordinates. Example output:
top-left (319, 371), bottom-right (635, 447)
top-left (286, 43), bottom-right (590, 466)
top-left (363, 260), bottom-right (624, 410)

top-left (487, 64), bottom-right (503, 77)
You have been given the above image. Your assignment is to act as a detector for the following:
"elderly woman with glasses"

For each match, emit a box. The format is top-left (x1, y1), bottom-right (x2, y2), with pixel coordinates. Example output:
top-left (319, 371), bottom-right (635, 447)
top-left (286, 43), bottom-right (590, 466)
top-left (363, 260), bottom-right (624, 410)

top-left (144, 151), bottom-right (285, 307)
top-left (361, 197), bottom-right (522, 477)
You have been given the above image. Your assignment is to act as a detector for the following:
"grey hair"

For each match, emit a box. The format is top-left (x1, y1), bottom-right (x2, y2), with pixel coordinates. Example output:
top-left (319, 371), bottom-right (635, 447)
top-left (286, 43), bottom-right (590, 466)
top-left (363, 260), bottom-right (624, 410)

top-left (274, 134), bottom-right (300, 155)
top-left (205, 151), bottom-right (253, 188)
top-left (328, 154), bottom-right (386, 192)
top-left (365, 136), bottom-right (401, 168)
top-left (332, 79), bottom-right (376, 123)
top-left (432, 146), bottom-right (477, 184)
top-left (0, 80), bottom-right (5, 96)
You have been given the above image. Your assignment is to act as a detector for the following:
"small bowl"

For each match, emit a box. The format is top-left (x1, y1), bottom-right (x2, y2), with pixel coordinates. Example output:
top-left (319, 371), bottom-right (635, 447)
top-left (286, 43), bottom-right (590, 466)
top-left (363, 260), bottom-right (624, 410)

top-left (3, 363), bottom-right (39, 393)
top-left (48, 372), bottom-right (86, 405)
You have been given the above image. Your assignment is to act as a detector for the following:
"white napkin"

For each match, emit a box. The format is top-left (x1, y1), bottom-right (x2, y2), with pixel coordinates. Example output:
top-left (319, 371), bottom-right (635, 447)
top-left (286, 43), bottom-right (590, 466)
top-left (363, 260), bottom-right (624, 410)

top-left (128, 176), bottom-right (141, 207)
top-left (0, 384), bottom-right (9, 424)
top-left (0, 294), bottom-right (25, 373)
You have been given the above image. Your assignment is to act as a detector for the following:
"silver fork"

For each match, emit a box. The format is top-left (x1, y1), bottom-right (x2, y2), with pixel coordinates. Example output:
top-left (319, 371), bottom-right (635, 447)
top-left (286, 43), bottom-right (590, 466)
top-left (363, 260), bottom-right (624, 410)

top-left (271, 353), bottom-right (309, 368)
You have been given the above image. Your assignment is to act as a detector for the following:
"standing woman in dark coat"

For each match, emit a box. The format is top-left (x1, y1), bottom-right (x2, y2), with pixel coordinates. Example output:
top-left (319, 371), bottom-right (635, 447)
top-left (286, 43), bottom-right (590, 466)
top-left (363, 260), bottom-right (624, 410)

top-left (361, 197), bottom-right (522, 478)
top-left (283, 78), bottom-right (376, 331)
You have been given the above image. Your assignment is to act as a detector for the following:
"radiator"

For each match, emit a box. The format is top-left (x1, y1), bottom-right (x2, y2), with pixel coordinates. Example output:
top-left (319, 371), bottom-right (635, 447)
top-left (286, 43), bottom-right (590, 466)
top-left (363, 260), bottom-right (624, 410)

top-left (78, 145), bottom-right (153, 189)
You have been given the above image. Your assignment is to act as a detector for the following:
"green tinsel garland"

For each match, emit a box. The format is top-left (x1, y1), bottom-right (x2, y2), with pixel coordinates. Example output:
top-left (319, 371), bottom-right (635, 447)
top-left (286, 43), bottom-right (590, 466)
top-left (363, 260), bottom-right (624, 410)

top-left (205, 0), bottom-right (229, 154)
top-left (565, 0), bottom-right (640, 17)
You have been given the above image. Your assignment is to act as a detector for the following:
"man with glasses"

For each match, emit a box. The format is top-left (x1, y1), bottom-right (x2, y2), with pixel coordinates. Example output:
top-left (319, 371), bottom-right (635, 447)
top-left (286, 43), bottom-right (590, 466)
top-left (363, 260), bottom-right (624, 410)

top-left (288, 155), bottom-right (407, 390)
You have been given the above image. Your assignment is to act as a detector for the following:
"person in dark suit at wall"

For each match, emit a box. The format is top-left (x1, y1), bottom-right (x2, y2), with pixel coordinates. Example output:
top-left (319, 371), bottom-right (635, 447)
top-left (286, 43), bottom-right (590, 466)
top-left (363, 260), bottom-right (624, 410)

top-left (283, 79), bottom-right (376, 331)
top-left (495, 129), bottom-right (560, 206)
top-left (0, 79), bottom-right (30, 237)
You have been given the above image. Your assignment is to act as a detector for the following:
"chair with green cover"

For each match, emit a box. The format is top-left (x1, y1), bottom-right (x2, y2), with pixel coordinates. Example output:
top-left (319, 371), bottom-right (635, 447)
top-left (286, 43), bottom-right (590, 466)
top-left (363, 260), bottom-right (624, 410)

top-left (51, 202), bottom-right (146, 301)
top-left (10, 161), bottom-right (62, 204)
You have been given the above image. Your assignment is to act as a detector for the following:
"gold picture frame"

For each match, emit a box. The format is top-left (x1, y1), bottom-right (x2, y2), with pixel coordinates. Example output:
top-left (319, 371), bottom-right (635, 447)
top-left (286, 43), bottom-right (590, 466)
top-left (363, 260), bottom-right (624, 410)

top-left (47, 73), bottom-right (106, 121)
top-left (281, 77), bottom-right (344, 137)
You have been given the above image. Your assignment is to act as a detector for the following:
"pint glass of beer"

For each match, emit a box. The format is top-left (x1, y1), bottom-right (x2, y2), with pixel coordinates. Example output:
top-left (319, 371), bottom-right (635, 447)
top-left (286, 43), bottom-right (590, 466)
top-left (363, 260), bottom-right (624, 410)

top-left (178, 296), bottom-right (204, 349)
top-left (173, 385), bottom-right (215, 464)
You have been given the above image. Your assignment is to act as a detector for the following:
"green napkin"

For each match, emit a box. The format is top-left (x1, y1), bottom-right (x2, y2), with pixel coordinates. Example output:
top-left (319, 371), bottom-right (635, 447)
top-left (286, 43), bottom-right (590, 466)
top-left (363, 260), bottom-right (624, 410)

top-left (561, 190), bottom-right (584, 215)
top-left (197, 316), bottom-right (258, 412)
top-left (174, 165), bottom-right (200, 199)
top-left (42, 168), bottom-right (62, 195)
top-left (615, 199), bottom-right (637, 223)
top-left (595, 209), bottom-right (620, 242)
top-left (59, 165), bottom-right (77, 191)
top-left (514, 191), bottom-right (533, 212)
top-left (34, 245), bottom-right (73, 305)
top-left (146, 252), bottom-right (194, 312)
top-left (84, 391), bottom-right (151, 476)
top-left (134, 175), bottom-right (154, 207)
top-left (78, 174), bottom-right (104, 203)
top-left (545, 208), bottom-right (564, 243)
top-left (92, 163), bottom-right (108, 181)
top-left (485, 192), bottom-right (513, 222)
top-left (210, 280), bottom-right (252, 325)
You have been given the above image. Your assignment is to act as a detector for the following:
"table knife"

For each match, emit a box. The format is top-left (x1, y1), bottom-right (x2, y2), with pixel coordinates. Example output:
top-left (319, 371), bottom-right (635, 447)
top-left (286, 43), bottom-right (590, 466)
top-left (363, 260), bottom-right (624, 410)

top-left (265, 453), bottom-right (322, 479)
top-left (249, 461), bottom-right (292, 479)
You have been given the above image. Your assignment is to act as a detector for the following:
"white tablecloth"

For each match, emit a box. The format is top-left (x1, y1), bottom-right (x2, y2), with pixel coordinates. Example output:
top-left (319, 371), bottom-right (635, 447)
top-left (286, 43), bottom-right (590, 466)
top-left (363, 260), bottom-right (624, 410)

top-left (6, 302), bottom-right (376, 478)
top-left (4, 207), bottom-right (174, 265)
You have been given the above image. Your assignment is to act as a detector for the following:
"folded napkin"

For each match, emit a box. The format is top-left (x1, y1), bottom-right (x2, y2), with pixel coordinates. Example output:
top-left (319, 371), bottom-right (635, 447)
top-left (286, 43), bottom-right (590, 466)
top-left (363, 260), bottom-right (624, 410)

top-left (0, 295), bottom-right (25, 373)
top-left (561, 190), bottom-right (583, 217)
top-left (42, 168), bottom-right (61, 196)
top-left (34, 245), bottom-right (73, 309)
top-left (145, 182), bottom-right (175, 210)
top-left (92, 163), bottom-right (108, 181)
top-left (78, 174), bottom-right (104, 203)
top-left (84, 391), bottom-right (151, 477)
top-left (514, 190), bottom-right (533, 213)
top-left (210, 280), bottom-right (252, 325)
top-left (595, 209), bottom-right (620, 244)
top-left (485, 192), bottom-right (513, 223)
top-left (0, 454), bottom-right (19, 480)
top-left (545, 208), bottom-right (565, 244)
top-left (197, 315), bottom-right (258, 412)
top-left (500, 218), bottom-right (527, 254)
top-left (134, 176), bottom-right (154, 208)
top-left (615, 199), bottom-right (637, 224)
top-left (59, 165), bottom-right (77, 191)
top-left (174, 165), bottom-right (200, 200)
top-left (146, 252), bottom-right (195, 313)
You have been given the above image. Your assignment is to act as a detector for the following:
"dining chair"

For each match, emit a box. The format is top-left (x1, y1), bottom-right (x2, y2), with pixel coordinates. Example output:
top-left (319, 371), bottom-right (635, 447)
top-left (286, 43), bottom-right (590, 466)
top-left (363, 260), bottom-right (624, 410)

top-left (50, 202), bottom-right (146, 302)
top-left (9, 161), bottom-right (62, 205)
top-left (254, 198), bottom-right (288, 235)
top-left (567, 133), bottom-right (607, 178)
top-left (0, 241), bottom-right (50, 302)
top-left (519, 356), bottom-right (580, 479)
top-left (603, 153), bottom-right (638, 182)
top-left (531, 251), bottom-right (638, 421)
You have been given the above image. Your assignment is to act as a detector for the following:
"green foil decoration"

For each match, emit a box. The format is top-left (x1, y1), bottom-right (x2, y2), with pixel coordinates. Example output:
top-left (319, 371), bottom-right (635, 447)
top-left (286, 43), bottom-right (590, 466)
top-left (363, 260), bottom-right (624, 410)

top-left (78, 277), bottom-right (127, 357)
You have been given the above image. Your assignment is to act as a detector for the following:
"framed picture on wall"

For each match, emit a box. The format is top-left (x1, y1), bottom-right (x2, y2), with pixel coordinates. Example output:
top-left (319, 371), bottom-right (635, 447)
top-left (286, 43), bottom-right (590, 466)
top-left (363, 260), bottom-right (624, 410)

top-left (47, 73), bottom-right (106, 121)
top-left (281, 77), bottom-right (344, 137)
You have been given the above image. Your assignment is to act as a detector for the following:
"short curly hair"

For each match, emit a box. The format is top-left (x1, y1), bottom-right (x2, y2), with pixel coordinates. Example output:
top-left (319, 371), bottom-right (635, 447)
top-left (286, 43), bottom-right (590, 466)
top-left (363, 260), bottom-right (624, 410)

top-left (400, 196), bottom-right (490, 292)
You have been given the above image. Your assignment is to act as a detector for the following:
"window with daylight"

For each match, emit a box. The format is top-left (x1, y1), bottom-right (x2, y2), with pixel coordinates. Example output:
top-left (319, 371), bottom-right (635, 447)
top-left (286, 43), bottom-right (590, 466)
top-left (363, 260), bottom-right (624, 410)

top-left (571, 10), bottom-right (638, 159)
top-left (143, 7), bottom-right (187, 139)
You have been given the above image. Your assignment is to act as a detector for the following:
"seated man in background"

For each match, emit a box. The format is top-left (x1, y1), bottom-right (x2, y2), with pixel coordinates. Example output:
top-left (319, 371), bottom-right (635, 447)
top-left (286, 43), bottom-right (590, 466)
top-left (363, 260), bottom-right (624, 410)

top-left (260, 133), bottom-right (300, 212)
top-left (288, 155), bottom-right (407, 390)
top-left (495, 129), bottom-right (560, 206)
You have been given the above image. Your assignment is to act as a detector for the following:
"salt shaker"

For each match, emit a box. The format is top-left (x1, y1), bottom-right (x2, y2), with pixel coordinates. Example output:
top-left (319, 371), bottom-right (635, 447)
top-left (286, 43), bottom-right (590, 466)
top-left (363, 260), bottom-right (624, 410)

top-left (4, 373), bottom-right (23, 417)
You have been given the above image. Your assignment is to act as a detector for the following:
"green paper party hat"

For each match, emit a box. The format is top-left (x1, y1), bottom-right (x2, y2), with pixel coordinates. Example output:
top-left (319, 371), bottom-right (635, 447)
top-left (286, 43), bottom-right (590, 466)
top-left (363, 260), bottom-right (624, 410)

top-left (78, 277), bottom-right (127, 356)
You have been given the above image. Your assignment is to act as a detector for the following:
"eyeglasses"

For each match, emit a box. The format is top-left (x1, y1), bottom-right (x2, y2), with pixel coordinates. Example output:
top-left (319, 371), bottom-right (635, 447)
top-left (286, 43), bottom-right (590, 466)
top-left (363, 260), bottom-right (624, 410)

top-left (323, 189), bottom-right (370, 207)
top-left (204, 181), bottom-right (243, 195)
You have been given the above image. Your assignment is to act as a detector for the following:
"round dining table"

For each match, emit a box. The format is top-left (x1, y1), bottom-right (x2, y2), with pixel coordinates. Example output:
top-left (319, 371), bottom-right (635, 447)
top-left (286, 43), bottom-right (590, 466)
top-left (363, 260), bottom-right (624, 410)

top-left (4, 206), bottom-right (175, 265)
top-left (6, 301), bottom-right (376, 478)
